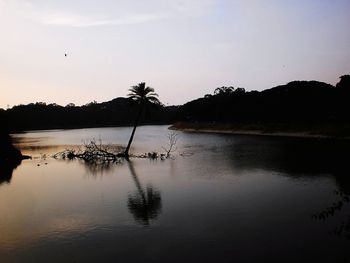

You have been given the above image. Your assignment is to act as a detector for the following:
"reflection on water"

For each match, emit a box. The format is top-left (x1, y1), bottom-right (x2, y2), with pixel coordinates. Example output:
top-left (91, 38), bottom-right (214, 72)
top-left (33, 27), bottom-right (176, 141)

top-left (127, 161), bottom-right (162, 226)
top-left (1, 126), bottom-right (349, 262)
top-left (78, 158), bottom-right (116, 176)
top-left (226, 136), bottom-right (350, 192)
top-left (313, 190), bottom-right (350, 239)
top-left (0, 159), bottom-right (21, 185)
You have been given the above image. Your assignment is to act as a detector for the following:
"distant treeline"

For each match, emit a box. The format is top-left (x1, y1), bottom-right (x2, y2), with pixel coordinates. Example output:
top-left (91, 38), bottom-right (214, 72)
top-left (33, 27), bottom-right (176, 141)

top-left (1, 75), bottom-right (349, 134)
top-left (0, 98), bottom-right (178, 132)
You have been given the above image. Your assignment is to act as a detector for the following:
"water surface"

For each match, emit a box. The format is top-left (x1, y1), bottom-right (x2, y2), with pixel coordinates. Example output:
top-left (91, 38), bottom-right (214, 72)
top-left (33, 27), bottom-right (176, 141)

top-left (1, 125), bottom-right (350, 262)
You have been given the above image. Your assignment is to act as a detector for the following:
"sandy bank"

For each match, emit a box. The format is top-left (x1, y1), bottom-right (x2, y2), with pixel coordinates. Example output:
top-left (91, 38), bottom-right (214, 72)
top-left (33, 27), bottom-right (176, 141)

top-left (169, 122), bottom-right (350, 139)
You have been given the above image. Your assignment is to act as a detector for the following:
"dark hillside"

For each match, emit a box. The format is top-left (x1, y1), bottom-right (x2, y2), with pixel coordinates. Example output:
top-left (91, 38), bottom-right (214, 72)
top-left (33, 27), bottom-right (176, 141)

top-left (176, 76), bottom-right (350, 136)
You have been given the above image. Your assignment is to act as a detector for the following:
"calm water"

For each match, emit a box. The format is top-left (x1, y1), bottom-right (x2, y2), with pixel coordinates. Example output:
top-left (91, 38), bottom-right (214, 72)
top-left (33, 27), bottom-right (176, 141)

top-left (1, 125), bottom-right (350, 262)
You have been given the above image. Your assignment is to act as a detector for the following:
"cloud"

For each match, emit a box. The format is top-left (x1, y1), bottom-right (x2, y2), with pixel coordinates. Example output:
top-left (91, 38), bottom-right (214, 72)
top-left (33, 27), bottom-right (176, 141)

top-left (38, 0), bottom-right (215, 28)
top-left (40, 13), bottom-right (161, 27)
top-left (0, 0), bottom-right (216, 28)
top-left (168, 0), bottom-right (216, 16)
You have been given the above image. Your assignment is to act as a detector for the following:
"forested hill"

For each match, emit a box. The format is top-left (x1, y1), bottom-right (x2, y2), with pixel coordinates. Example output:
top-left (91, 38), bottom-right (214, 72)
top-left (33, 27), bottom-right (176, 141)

top-left (177, 76), bottom-right (350, 129)
top-left (1, 75), bottom-right (349, 134)
top-left (1, 97), bottom-right (177, 132)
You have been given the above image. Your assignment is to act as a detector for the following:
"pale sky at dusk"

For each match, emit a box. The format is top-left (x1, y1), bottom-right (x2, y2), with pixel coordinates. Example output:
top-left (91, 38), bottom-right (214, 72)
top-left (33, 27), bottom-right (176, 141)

top-left (0, 0), bottom-right (349, 108)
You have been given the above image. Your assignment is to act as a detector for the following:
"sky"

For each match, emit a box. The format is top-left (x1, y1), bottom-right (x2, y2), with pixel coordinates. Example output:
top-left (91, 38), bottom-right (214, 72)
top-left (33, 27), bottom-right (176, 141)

top-left (0, 0), bottom-right (349, 108)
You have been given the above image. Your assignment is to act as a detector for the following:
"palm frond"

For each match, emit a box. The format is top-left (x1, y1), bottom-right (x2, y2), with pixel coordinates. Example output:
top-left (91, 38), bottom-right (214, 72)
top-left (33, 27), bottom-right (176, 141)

top-left (146, 96), bottom-right (159, 101)
top-left (144, 87), bottom-right (155, 93)
top-left (146, 92), bottom-right (158, 97)
top-left (127, 82), bottom-right (159, 104)
top-left (128, 95), bottom-right (141, 100)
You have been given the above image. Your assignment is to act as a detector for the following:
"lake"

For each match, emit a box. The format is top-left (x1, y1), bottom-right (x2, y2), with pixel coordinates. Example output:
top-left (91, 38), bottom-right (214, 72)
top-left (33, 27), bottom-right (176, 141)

top-left (1, 125), bottom-right (350, 262)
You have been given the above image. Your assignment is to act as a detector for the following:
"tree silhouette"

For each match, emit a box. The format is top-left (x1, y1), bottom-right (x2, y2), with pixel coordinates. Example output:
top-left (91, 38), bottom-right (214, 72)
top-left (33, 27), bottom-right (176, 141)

top-left (0, 128), bottom-right (23, 163)
top-left (124, 82), bottom-right (159, 157)
top-left (0, 158), bottom-right (21, 185)
top-left (336, 75), bottom-right (350, 90)
top-left (214, 86), bottom-right (235, 95)
top-left (0, 125), bottom-right (23, 184)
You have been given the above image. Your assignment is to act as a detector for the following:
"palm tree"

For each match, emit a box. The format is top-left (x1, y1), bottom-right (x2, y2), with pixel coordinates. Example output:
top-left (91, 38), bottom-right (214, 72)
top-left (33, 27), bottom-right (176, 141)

top-left (124, 82), bottom-right (159, 157)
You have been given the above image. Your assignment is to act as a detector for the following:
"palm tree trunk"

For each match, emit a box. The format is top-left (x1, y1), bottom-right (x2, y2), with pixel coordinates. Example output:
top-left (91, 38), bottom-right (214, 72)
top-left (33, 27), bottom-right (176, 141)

top-left (124, 104), bottom-right (143, 157)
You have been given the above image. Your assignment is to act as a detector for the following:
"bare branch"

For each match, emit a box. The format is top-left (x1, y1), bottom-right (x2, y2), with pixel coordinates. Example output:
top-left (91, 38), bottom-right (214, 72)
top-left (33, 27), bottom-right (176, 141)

top-left (162, 132), bottom-right (179, 158)
top-left (53, 139), bottom-right (123, 164)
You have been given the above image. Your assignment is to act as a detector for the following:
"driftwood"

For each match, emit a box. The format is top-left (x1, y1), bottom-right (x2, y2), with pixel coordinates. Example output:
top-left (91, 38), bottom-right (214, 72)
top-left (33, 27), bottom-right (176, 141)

top-left (53, 140), bottom-right (123, 164)
top-left (53, 132), bottom-right (180, 163)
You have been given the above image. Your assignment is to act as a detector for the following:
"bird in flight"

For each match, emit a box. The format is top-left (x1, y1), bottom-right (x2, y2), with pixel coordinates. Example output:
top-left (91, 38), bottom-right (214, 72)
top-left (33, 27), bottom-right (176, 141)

top-left (65, 53), bottom-right (67, 57)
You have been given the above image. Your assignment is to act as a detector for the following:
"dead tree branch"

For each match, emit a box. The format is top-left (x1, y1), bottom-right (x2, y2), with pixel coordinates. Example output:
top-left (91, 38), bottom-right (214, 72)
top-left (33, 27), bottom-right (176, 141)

top-left (162, 132), bottom-right (178, 158)
top-left (53, 140), bottom-right (123, 164)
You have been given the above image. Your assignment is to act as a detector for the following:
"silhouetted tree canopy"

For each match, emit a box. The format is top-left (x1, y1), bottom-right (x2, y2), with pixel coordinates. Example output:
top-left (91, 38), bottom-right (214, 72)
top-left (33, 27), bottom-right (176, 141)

top-left (336, 75), bottom-right (350, 90)
top-left (2, 97), bottom-right (177, 132)
top-left (1, 75), bottom-right (349, 136)
top-left (176, 77), bottom-right (350, 136)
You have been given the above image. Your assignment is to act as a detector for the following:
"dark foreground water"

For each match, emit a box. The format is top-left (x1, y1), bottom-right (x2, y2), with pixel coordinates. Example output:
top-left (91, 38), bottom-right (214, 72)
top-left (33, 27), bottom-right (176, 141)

top-left (1, 125), bottom-right (350, 262)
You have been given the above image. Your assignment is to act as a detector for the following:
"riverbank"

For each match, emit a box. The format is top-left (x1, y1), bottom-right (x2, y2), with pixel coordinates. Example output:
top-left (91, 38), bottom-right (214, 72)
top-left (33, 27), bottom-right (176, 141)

top-left (170, 122), bottom-right (350, 139)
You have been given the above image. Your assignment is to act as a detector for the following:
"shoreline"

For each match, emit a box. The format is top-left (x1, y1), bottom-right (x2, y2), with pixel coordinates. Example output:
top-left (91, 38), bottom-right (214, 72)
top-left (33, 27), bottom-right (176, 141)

top-left (169, 123), bottom-right (350, 139)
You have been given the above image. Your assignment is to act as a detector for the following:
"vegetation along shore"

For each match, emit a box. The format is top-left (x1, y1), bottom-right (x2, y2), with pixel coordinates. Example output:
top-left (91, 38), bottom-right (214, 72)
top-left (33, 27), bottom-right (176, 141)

top-left (170, 122), bottom-right (350, 139)
top-left (1, 75), bottom-right (350, 139)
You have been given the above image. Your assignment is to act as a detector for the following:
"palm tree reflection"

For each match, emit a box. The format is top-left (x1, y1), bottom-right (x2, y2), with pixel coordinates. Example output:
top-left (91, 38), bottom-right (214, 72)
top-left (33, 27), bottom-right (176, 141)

top-left (127, 161), bottom-right (162, 226)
